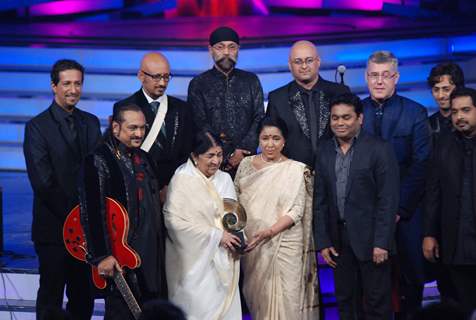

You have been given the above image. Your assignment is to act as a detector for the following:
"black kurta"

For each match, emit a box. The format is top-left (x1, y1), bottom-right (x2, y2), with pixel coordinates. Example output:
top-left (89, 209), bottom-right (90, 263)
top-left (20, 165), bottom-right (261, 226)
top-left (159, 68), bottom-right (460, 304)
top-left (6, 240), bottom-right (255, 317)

top-left (187, 66), bottom-right (265, 158)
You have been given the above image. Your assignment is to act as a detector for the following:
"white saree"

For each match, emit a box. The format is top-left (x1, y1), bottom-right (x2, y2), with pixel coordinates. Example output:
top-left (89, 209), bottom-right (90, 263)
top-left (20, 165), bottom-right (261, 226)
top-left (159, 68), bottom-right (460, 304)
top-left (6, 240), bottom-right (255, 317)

top-left (235, 156), bottom-right (320, 320)
top-left (163, 159), bottom-right (241, 320)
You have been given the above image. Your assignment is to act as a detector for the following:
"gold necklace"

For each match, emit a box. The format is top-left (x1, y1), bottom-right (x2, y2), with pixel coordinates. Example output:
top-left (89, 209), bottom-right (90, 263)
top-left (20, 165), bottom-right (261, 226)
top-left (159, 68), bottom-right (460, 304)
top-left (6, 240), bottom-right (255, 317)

top-left (260, 153), bottom-right (282, 163)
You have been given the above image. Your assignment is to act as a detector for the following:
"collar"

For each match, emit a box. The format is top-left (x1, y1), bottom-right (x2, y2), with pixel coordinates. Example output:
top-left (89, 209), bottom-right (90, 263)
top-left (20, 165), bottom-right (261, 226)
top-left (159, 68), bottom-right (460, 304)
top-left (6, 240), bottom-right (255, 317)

top-left (437, 111), bottom-right (452, 121)
top-left (51, 100), bottom-right (76, 121)
top-left (211, 65), bottom-right (235, 79)
top-left (456, 131), bottom-right (476, 145)
top-left (333, 129), bottom-right (361, 149)
top-left (115, 137), bottom-right (136, 158)
top-left (369, 92), bottom-right (398, 108)
top-left (291, 76), bottom-right (321, 95)
top-left (142, 88), bottom-right (166, 105)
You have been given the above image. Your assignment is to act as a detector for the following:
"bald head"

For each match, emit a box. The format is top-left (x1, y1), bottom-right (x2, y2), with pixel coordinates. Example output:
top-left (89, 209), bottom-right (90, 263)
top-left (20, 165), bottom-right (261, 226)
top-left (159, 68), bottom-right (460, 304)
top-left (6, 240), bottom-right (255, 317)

top-left (138, 52), bottom-right (171, 99)
top-left (140, 52), bottom-right (170, 71)
top-left (289, 40), bottom-right (319, 60)
top-left (288, 40), bottom-right (321, 89)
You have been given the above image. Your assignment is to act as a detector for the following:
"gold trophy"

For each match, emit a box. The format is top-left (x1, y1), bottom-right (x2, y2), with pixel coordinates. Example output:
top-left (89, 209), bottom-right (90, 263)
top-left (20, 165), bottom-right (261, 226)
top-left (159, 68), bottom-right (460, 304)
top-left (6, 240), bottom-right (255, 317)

top-left (222, 198), bottom-right (247, 253)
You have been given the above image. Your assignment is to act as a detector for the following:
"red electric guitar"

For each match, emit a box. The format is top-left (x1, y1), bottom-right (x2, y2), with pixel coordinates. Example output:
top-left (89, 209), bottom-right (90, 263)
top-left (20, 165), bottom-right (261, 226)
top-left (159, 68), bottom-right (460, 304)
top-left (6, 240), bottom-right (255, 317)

top-left (63, 197), bottom-right (142, 319)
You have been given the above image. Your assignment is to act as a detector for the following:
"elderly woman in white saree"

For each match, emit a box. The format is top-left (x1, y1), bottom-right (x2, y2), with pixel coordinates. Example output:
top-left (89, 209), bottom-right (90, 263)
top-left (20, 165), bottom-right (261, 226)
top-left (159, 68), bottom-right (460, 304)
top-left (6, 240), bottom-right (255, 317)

top-left (163, 131), bottom-right (242, 320)
top-left (235, 117), bottom-right (319, 320)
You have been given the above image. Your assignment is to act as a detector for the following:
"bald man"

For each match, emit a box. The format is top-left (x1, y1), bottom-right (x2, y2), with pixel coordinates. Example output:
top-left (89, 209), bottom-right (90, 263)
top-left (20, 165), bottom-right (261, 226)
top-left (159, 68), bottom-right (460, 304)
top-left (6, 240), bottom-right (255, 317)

top-left (267, 40), bottom-right (350, 167)
top-left (114, 52), bottom-right (194, 197)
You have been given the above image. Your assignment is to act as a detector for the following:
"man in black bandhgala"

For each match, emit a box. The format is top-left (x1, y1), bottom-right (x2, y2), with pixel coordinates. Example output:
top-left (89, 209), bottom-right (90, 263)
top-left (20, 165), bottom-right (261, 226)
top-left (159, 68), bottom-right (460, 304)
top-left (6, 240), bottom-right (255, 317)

top-left (187, 26), bottom-right (265, 175)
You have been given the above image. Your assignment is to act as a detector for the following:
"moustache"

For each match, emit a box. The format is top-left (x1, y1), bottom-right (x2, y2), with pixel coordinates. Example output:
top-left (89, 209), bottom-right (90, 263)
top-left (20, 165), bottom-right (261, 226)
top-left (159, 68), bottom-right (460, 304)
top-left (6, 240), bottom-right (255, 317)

top-left (218, 57), bottom-right (236, 65)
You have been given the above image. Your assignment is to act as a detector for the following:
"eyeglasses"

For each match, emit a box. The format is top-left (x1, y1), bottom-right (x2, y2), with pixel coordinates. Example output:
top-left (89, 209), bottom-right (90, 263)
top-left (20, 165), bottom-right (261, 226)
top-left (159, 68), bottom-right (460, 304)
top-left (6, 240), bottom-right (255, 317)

top-left (141, 70), bottom-right (172, 82)
top-left (212, 43), bottom-right (239, 52)
top-left (367, 72), bottom-right (397, 82)
top-left (291, 57), bottom-right (319, 66)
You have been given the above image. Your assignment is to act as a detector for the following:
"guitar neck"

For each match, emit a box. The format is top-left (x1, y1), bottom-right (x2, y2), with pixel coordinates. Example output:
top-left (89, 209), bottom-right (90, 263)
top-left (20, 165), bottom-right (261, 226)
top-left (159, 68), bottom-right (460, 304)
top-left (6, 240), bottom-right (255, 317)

top-left (113, 272), bottom-right (142, 320)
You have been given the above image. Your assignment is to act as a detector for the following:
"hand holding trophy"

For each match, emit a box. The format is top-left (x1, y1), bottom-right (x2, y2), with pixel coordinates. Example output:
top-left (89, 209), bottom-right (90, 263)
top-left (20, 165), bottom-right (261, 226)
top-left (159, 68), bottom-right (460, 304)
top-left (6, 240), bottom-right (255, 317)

top-left (222, 198), bottom-right (247, 254)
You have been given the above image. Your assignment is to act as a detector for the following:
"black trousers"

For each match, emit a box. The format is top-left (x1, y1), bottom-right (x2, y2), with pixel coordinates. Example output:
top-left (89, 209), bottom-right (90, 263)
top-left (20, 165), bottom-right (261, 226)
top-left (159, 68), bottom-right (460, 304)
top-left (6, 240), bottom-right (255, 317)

top-left (434, 262), bottom-right (458, 304)
top-left (333, 224), bottom-right (392, 320)
top-left (35, 243), bottom-right (94, 320)
top-left (448, 265), bottom-right (476, 315)
top-left (395, 208), bottom-right (426, 320)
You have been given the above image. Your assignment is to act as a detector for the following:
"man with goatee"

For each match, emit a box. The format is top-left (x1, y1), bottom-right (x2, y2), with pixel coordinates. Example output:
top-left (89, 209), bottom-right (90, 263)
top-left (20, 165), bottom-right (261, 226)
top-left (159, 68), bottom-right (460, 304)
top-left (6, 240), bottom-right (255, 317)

top-left (267, 40), bottom-right (350, 167)
top-left (424, 87), bottom-right (476, 316)
top-left (187, 26), bottom-right (265, 175)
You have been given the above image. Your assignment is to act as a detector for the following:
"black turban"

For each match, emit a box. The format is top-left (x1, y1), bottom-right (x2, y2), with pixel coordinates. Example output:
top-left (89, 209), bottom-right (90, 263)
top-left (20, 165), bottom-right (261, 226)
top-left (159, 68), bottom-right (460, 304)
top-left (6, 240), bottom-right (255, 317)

top-left (209, 26), bottom-right (240, 46)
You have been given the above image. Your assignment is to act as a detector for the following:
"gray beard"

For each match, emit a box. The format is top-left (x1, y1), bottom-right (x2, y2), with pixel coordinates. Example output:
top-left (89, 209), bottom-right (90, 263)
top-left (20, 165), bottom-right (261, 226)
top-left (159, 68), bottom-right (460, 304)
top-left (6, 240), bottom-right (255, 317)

top-left (216, 58), bottom-right (236, 73)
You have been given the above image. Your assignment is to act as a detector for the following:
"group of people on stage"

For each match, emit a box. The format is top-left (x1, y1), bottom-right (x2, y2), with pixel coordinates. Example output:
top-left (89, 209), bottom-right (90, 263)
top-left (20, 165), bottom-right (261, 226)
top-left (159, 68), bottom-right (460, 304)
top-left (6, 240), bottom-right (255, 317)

top-left (23, 24), bottom-right (476, 320)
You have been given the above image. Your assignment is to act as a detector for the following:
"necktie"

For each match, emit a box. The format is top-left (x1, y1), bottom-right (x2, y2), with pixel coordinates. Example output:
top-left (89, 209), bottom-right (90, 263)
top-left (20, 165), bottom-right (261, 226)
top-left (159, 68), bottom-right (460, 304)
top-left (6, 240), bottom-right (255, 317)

top-left (150, 101), bottom-right (159, 114)
top-left (66, 114), bottom-right (77, 141)
top-left (150, 101), bottom-right (167, 139)
top-left (374, 105), bottom-right (384, 137)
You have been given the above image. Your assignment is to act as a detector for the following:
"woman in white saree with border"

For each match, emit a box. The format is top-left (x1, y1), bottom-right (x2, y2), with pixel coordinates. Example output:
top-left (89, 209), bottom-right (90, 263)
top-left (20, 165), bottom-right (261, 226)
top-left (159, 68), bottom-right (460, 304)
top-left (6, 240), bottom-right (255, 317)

top-left (164, 131), bottom-right (242, 320)
top-left (235, 117), bottom-right (319, 320)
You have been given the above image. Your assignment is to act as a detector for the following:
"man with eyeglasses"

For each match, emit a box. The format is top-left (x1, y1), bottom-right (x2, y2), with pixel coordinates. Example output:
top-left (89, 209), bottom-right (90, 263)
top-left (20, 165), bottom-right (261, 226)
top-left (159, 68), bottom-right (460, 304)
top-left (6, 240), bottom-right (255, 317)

top-left (114, 52), bottom-right (194, 202)
top-left (187, 26), bottom-right (265, 175)
top-left (362, 50), bottom-right (431, 320)
top-left (266, 40), bottom-right (350, 167)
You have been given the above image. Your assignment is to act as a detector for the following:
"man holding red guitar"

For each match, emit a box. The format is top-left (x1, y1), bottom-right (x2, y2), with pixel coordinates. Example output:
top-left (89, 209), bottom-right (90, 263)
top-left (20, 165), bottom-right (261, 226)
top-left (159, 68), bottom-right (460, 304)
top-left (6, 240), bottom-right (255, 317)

top-left (78, 103), bottom-right (167, 319)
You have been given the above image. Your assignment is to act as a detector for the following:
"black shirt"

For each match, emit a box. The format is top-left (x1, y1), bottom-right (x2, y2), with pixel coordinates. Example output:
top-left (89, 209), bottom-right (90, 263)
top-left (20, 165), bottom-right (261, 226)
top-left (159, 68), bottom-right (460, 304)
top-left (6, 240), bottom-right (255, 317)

top-left (429, 111), bottom-right (452, 135)
top-left (453, 137), bottom-right (476, 264)
top-left (187, 67), bottom-right (265, 158)
top-left (116, 141), bottom-right (162, 292)
top-left (334, 133), bottom-right (359, 220)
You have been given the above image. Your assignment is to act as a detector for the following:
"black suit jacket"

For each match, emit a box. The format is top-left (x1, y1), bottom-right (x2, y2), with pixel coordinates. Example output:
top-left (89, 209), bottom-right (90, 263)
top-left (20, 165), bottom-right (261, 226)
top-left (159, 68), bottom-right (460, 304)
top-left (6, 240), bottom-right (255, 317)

top-left (424, 132), bottom-right (476, 264)
top-left (267, 78), bottom-right (350, 167)
top-left (314, 132), bottom-right (400, 261)
top-left (23, 102), bottom-right (101, 244)
top-left (114, 90), bottom-right (194, 187)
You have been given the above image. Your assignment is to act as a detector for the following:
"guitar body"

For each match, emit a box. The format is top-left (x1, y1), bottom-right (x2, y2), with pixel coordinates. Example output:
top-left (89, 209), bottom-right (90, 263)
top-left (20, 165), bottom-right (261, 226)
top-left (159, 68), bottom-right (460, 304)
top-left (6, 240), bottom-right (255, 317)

top-left (63, 197), bottom-right (141, 289)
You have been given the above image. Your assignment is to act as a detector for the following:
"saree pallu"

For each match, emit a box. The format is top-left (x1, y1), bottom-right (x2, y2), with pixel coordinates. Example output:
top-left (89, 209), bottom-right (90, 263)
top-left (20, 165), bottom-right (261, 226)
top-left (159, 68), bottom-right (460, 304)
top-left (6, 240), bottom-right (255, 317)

top-left (235, 157), bottom-right (319, 320)
top-left (164, 160), bottom-right (241, 320)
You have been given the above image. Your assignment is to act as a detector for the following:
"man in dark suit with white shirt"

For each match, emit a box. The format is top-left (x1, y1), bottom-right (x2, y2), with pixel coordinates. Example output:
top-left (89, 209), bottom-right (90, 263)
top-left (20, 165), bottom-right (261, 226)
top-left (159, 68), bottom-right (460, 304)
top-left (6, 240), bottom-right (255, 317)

top-left (114, 52), bottom-right (194, 201)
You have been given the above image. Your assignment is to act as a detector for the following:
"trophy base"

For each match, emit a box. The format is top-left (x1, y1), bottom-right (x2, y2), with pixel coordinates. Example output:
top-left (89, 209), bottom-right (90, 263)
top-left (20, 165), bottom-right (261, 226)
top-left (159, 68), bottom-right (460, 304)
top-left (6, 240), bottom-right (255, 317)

top-left (232, 230), bottom-right (247, 254)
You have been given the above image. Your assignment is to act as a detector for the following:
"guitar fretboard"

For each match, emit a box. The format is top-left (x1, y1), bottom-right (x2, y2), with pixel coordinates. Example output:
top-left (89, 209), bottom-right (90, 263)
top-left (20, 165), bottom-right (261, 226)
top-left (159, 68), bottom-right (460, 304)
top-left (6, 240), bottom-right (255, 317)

top-left (113, 272), bottom-right (142, 320)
